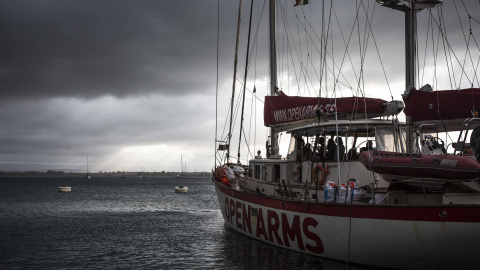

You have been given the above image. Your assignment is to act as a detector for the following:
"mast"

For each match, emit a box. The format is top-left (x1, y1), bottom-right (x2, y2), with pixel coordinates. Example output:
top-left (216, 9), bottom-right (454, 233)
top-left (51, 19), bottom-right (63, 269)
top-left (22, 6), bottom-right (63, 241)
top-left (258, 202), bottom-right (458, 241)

top-left (376, 0), bottom-right (443, 153)
top-left (405, 1), bottom-right (416, 153)
top-left (237, 0), bottom-right (254, 163)
top-left (269, 0), bottom-right (278, 155)
top-left (226, 0), bottom-right (243, 162)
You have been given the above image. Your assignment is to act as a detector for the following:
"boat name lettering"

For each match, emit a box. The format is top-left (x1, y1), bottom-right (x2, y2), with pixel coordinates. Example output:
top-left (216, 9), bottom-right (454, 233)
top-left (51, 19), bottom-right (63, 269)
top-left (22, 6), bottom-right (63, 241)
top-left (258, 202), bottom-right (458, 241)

top-left (224, 197), bottom-right (324, 254)
top-left (273, 104), bottom-right (336, 124)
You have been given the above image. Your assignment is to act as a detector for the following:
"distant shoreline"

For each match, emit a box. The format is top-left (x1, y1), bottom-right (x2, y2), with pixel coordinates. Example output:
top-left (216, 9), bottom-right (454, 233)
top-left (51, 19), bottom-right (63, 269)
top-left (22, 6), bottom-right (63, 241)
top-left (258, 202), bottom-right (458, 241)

top-left (0, 171), bottom-right (211, 179)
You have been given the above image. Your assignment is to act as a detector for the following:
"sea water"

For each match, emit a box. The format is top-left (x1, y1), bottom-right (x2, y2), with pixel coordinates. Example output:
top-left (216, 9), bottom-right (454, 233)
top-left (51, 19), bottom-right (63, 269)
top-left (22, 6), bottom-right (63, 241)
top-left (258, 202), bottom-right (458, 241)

top-left (0, 177), bottom-right (378, 269)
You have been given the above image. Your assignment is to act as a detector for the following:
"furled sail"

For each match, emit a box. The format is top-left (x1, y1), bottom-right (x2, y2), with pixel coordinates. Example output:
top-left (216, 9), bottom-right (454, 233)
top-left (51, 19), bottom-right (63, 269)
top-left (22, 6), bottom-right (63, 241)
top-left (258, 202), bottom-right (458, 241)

top-left (403, 87), bottom-right (480, 130)
top-left (264, 91), bottom-right (403, 130)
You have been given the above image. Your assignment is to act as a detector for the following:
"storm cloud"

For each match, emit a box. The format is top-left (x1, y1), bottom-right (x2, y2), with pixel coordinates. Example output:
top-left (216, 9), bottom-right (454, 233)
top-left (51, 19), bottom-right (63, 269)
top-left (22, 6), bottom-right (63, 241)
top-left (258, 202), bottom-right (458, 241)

top-left (0, 0), bottom-right (478, 172)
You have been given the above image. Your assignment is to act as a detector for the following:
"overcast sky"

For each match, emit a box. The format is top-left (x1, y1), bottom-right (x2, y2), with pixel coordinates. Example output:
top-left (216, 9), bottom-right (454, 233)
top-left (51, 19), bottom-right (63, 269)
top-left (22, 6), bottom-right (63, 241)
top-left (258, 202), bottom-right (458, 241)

top-left (0, 0), bottom-right (478, 172)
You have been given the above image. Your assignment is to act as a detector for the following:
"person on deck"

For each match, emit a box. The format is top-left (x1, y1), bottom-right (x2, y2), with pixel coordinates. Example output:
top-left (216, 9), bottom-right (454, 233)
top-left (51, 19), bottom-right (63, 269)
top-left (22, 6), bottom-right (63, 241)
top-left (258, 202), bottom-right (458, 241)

top-left (334, 137), bottom-right (345, 161)
top-left (314, 137), bottom-right (326, 161)
top-left (360, 140), bottom-right (375, 153)
top-left (296, 138), bottom-right (305, 183)
top-left (303, 143), bottom-right (312, 161)
top-left (327, 137), bottom-right (336, 160)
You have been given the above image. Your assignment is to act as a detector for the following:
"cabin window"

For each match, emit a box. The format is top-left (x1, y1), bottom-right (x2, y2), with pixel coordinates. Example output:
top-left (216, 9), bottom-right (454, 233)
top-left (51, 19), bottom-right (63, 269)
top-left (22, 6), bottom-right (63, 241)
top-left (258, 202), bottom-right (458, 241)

top-left (248, 165), bottom-right (254, 177)
top-left (254, 165), bottom-right (260, 180)
top-left (273, 164), bottom-right (280, 183)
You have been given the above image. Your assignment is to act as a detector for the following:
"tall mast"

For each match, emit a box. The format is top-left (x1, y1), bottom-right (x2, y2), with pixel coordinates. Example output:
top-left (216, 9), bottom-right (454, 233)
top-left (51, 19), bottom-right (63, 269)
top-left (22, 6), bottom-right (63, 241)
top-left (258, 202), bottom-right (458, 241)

top-left (269, 0), bottom-right (278, 155)
top-left (181, 154), bottom-right (183, 174)
top-left (376, 0), bottom-right (443, 153)
top-left (226, 0), bottom-right (243, 162)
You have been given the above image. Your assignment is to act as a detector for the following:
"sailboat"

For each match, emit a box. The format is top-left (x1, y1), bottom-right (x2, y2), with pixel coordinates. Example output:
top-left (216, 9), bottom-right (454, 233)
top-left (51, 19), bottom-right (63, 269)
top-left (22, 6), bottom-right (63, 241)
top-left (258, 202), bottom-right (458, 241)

top-left (86, 155), bottom-right (91, 179)
top-left (175, 154), bottom-right (188, 192)
top-left (213, 1), bottom-right (480, 269)
top-left (175, 154), bottom-right (187, 179)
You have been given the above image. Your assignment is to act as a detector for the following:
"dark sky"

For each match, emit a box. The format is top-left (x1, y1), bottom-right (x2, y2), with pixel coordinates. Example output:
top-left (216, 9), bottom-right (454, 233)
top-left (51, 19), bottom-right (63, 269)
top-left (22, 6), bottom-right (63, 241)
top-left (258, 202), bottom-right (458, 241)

top-left (0, 0), bottom-right (478, 172)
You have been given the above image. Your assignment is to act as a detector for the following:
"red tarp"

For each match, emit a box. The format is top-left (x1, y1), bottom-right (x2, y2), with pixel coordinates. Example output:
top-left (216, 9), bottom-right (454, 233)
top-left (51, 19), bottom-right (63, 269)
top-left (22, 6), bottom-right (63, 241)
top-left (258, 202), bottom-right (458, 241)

top-left (403, 88), bottom-right (480, 124)
top-left (264, 92), bottom-right (387, 127)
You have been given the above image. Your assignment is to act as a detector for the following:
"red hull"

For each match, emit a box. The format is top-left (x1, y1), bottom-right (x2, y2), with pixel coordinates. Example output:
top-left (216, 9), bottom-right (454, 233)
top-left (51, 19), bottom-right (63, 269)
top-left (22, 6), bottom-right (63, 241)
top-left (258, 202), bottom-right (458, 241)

top-left (359, 151), bottom-right (480, 181)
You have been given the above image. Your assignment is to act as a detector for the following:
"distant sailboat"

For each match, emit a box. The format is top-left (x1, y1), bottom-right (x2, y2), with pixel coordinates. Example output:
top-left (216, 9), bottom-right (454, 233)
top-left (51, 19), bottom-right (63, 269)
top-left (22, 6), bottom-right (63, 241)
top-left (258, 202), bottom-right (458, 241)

top-left (140, 167), bottom-right (147, 178)
top-left (86, 155), bottom-right (91, 179)
top-left (175, 154), bottom-right (188, 192)
top-left (175, 154), bottom-right (187, 179)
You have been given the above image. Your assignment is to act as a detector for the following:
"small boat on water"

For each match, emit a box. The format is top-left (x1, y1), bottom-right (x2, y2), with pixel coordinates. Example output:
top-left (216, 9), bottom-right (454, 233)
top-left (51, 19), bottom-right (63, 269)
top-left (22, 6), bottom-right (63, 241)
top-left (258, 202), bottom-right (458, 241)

top-left (174, 185), bottom-right (188, 193)
top-left (58, 186), bottom-right (71, 192)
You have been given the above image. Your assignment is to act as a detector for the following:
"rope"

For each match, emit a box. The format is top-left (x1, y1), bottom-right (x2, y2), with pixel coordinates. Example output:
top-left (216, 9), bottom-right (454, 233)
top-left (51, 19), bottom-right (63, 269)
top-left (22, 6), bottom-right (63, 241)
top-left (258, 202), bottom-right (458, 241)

top-left (215, 0), bottom-right (220, 169)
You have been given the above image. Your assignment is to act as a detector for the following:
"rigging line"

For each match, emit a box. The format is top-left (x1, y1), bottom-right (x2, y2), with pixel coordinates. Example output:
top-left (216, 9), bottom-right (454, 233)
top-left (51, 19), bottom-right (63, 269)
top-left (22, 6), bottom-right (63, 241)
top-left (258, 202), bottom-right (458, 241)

top-left (346, 190), bottom-right (354, 269)
top-left (319, 0), bottom-right (326, 99)
top-left (215, 0), bottom-right (220, 168)
top-left (231, 81), bottom-right (248, 140)
top-left (244, 1), bottom-right (266, 77)
top-left (350, 0), bottom-right (367, 120)
top-left (299, 5), bottom-right (323, 92)
top-left (277, 1), bottom-right (290, 93)
top-left (294, 4), bottom-right (306, 96)
top-left (428, 17), bottom-right (435, 89)
top-left (438, 6), bottom-right (455, 91)
top-left (324, 0), bottom-right (336, 100)
top-left (464, 8), bottom-right (480, 88)
top-left (356, 0), bottom-right (375, 102)
top-left (332, 0), bottom-right (365, 97)
top-left (453, 0), bottom-right (468, 88)
top-left (465, 6), bottom-right (480, 87)
top-left (223, 80), bottom-right (248, 158)
top-left (299, 3), bottom-right (317, 96)
top-left (235, 77), bottom-right (264, 103)
top-left (348, 0), bottom-right (364, 103)
top-left (462, 0), bottom-right (480, 26)
top-left (298, 6), bottom-right (315, 97)
top-left (227, 0), bottom-right (244, 162)
top-left (277, 2), bottom-right (305, 95)
top-left (429, 11), bottom-right (474, 87)
top-left (237, 0), bottom-right (255, 162)
top-left (284, 1), bottom-right (358, 95)
top-left (420, 11), bottom-right (432, 88)
top-left (432, 7), bottom-right (441, 89)
top-left (442, 10), bottom-right (460, 90)
top-left (281, 1), bottom-right (314, 97)
top-left (325, 0), bottom-right (335, 100)
top-left (249, 0), bottom-right (261, 163)
top-left (354, 0), bottom-right (372, 117)
top-left (457, 17), bottom-right (473, 88)
top-left (298, 3), bottom-right (359, 94)
top-left (329, 1), bottom-right (342, 187)
top-left (241, 126), bottom-right (254, 163)
top-left (360, 0), bottom-right (393, 100)
top-left (474, 54), bottom-right (480, 87)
